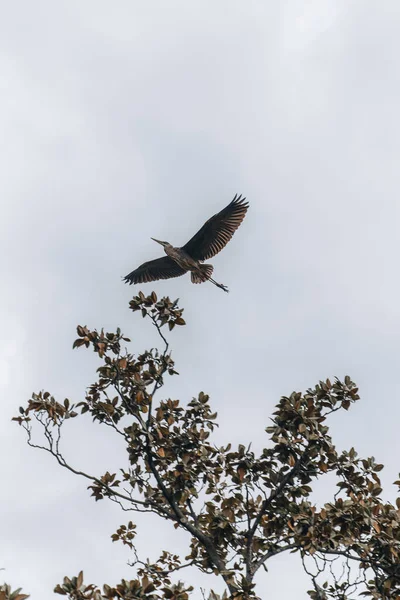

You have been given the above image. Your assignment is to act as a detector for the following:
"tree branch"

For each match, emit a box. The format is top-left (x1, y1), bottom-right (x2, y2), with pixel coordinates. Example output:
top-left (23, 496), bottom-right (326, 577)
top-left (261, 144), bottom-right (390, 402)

top-left (144, 447), bottom-right (237, 594)
top-left (23, 422), bottom-right (176, 521)
top-left (246, 454), bottom-right (306, 578)
top-left (252, 543), bottom-right (298, 574)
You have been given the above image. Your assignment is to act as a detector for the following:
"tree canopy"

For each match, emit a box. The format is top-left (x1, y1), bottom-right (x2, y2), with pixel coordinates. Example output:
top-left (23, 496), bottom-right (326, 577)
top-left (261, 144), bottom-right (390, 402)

top-left (5, 293), bottom-right (400, 599)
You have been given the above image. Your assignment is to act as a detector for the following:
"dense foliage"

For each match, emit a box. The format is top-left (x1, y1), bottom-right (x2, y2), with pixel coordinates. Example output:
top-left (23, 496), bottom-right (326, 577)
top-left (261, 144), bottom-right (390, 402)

top-left (5, 293), bottom-right (400, 599)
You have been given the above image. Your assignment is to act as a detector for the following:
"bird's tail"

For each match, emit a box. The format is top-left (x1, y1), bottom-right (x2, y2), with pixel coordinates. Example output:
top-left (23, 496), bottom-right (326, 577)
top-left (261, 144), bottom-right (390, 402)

top-left (191, 265), bottom-right (229, 292)
top-left (191, 264), bottom-right (214, 284)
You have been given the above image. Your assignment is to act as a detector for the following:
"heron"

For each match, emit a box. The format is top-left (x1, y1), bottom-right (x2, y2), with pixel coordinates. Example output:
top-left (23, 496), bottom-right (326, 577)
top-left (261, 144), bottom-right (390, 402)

top-left (124, 194), bottom-right (249, 293)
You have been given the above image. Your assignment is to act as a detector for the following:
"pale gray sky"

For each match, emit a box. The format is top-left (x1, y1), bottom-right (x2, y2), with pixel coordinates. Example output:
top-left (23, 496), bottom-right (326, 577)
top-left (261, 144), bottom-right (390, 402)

top-left (2, 1), bottom-right (400, 598)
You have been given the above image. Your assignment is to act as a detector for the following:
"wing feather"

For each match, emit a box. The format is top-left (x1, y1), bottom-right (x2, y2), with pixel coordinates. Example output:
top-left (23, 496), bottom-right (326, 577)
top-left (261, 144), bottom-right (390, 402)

top-left (124, 256), bottom-right (186, 285)
top-left (181, 194), bottom-right (249, 261)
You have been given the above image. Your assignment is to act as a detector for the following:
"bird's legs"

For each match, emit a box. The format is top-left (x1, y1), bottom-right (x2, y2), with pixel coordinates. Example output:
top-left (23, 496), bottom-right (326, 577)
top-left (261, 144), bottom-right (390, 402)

top-left (208, 277), bottom-right (229, 293)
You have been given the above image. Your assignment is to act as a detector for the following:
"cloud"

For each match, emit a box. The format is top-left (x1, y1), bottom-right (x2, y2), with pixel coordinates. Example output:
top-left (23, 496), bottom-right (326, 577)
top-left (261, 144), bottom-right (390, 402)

top-left (2, 1), bottom-right (400, 598)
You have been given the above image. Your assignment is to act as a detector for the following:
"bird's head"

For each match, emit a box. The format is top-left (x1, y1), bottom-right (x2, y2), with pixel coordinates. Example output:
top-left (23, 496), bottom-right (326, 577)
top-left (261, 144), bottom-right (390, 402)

top-left (151, 238), bottom-right (170, 248)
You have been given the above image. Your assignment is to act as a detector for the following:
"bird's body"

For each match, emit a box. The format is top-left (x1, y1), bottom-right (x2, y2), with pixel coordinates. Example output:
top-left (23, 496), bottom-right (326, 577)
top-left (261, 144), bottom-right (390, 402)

top-left (157, 242), bottom-right (215, 285)
top-left (161, 243), bottom-right (197, 272)
top-left (124, 194), bottom-right (249, 292)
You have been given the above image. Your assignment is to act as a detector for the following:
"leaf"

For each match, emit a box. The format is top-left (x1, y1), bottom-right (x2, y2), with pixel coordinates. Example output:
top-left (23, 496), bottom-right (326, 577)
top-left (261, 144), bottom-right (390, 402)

top-left (157, 448), bottom-right (165, 458)
top-left (72, 339), bottom-right (85, 349)
top-left (76, 571), bottom-right (83, 589)
top-left (237, 467), bottom-right (246, 482)
top-left (372, 521), bottom-right (381, 534)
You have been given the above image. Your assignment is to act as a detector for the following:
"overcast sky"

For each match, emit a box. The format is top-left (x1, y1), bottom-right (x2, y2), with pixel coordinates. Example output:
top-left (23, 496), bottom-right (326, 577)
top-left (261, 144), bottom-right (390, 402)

top-left (2, 1), bottom-right (400, 598)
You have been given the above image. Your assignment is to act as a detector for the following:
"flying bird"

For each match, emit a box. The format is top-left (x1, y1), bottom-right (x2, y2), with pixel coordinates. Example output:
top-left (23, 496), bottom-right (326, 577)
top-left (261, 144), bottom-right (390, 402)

top-left (124, 194), bottom-right (249, 293)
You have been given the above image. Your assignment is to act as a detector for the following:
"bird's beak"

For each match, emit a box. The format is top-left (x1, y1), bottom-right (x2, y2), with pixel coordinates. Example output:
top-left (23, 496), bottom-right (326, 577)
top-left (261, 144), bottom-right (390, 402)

top-left (151, 238), bottom-right (164, 245)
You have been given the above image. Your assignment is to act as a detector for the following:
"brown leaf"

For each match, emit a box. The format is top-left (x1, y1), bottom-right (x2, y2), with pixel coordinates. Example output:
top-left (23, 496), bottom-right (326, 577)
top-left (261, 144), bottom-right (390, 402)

top-left (76, 571), bottom-right (84, 589)
top-left (237, 467), bottom-right (246, 482)
top-left (372, 521), bottom-right (381, 534)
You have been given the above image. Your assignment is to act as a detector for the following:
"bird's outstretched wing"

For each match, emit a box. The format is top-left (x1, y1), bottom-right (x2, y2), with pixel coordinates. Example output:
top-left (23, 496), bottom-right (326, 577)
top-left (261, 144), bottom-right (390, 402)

top-left (181, 194), bottom-right (249, 261)
top-left (124, 256), bottom-right (186, 285)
